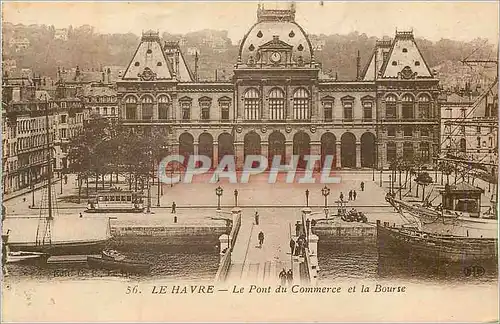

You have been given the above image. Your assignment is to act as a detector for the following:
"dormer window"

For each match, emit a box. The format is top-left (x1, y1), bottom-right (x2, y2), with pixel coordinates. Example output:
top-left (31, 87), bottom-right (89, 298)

top-left (402, 48), bottom-right (408, 53)
top-left (146, 49), bottom-right (152, 54)
top-left (134, 62), bottom-right (140, 66)
top-left (157, 62), bottom-right (162, 66)
top-left (249, 44), bottom-right (255, 51)
top-left (289, 30), bottom-right (295, 38)
top-left (415, 61), bottom-right (421, 66)
top-left (297, 44), bottom-right (304, 51)
top-left (257, 31), bottom-right (263, 38)
top-left (392, 61), bottom-right (397, 66)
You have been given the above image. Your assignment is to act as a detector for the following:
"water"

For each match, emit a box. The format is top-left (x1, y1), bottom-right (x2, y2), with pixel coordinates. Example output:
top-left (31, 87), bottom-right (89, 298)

top-left (6, 244), bottom-right (220, 281)
top-left (318, 242), bottom-right (498, 285)
top-left (5, 241), bottom-right (498, 284)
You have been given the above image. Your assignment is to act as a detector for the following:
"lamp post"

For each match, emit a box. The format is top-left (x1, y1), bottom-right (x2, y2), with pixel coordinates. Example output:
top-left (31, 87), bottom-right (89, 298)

top-left (321, 185), bottom-right (330, 208)
top-left (60, 169), bottom-right (64, 195)
top-left (305, 189), bottom-right (310, 207)
top-left (216, 186), bottom-right (223, 210)
top-left (234, 189), bottom-right (238, 207)
top-left (389, 174), bottom-right (392, 195)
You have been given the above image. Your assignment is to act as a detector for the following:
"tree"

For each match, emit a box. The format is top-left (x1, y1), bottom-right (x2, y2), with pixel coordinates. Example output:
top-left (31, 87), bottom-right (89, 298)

top-left (415, 172), bottom-right (434, 203)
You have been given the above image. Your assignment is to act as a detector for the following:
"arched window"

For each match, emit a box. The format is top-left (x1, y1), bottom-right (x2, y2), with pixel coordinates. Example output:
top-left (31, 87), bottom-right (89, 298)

top-left (141, 95), bottom-right (154, 120)
top-left (268, 88), bottom-right (285, 120)
top-left (293, 88), bottom-right (310, 120)
top-left (125, 96), bottom-right (137, 120)
top-left (402, 94), bottom-right (414, 120)
top-left (244, 88), bottom-right (260, 120)
top-left (158, 95), bottom-right (170, 120)
top-left (385, 94), bottom-right (397, 119)
top-left (418, 94), bottom-right (431, 119)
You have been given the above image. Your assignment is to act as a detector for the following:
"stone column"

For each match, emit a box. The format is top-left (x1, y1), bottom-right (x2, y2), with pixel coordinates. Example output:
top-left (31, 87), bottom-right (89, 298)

top-left (292, 256), bottom-right (301, 285)
top-left (193, 141), bottom-right (199, 156)
top-left (285, 140), bottom-right (293, 164)
top-left (235, 142), bottom-right (244, 170)
top-left (310, 141), bottom-right (321, 171)
top-left (261, 141), bottom-right (269, 165)
top-left (335, 141), bottom-right (342, 168)
top-left (213, 141), bottom-right (219, 168)
top-left (356, 142), bottom-right (361, 168)
top-left (153, 101), bottom-right (159, 120)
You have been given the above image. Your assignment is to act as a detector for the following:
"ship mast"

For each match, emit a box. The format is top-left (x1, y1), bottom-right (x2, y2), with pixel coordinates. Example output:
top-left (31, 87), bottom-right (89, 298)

top-left (45, 96), bottom-right (53, 220)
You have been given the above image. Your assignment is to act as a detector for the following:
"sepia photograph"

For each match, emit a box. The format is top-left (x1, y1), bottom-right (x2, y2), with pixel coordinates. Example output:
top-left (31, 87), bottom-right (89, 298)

top-left (1, 1), bottom-right (499, 322)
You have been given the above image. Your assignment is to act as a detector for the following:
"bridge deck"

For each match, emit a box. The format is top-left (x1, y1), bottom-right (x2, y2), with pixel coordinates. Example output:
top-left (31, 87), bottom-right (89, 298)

top-left (226, 211), bottom-right (293, 284)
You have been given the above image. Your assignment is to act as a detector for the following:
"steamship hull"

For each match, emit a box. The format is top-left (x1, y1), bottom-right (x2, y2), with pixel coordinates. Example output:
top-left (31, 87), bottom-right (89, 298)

top-left (377, 222), bottom-right (498, 263)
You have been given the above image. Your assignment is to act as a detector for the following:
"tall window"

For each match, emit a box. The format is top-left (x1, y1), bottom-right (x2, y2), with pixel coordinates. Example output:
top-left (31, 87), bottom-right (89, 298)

top-left (362, 101), bottom-right (373, 120)
top-left (387, 127), bottom-right (396, 137)
top-left (244, 88), bottom-right (260, 120)
top-left (387, 142), bottom-right (396, 163)
top-left (403, 142), bottom-right (414, 161)
top-left (125, 96), bottom-right (137, 120)
top-left (342, 100), bottom-right (353, 122)
top-left (419, 142), bottom-right (430, 162)
top-left (219, 99), bottom-right (230, 120)
top-left (180, 99), bottom-right (192, 121)
top-left (293, 88), bottom-right (310, 120)
top-left (199, 98), bottom-right (211, 120)
top-left (269, 88), bottom-right (285, 120)
top-left (141, 95), bottom-right (154, 120)
top-left (402, 94), bottom-right (414, 119)
top-left (385, 94), bottom-right (397, 119)
top-left (323, 100), bottom-right (333, 121)
top-left (418, 94), bottom-right (431, 119)
top-left (158, 95), bottom-right (170, 120)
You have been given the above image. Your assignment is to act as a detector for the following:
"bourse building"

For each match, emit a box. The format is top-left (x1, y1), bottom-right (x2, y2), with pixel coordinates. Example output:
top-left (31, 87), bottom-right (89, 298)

top-left (116, 5), bottom-right (440, 170)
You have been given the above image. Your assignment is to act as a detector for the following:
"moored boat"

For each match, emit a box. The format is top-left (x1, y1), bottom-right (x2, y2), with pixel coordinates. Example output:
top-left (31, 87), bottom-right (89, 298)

top-left (7, 251), bottom-right (49, 264)
top-left (377, 220), bottom-right (498, 263)
top-left (87, 250), bottom-right (150, 274)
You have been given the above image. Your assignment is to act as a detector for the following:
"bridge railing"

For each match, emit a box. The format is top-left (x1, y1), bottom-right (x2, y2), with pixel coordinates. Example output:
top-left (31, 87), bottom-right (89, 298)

top-left (215, 211), bottom-right (242, 282)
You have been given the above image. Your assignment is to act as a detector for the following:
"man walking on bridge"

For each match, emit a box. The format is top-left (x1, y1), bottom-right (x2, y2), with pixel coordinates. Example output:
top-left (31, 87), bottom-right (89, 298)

top-left (258, 231), bottom-right (264, 248)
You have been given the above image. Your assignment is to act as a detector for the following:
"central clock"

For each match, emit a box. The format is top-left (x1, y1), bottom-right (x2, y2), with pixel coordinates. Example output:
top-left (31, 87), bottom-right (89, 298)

top-left (270, 52), bottom-right (281, 63)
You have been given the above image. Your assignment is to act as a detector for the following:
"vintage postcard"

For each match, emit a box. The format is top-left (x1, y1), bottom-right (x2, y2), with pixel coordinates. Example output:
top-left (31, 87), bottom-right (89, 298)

top-left (1, 1), bottom-right (499, 322)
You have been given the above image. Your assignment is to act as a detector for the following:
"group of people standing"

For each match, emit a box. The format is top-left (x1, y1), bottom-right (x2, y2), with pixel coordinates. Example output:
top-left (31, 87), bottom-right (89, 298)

top-left (289, 234), bottom-right (306, 257)
top-left (279, 268), bottom-right (293, 286)
top-left (339, 182), bottom-right (365, 202)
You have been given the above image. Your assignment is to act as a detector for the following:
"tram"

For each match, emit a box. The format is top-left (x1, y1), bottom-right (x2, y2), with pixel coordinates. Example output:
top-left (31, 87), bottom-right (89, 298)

top-left (86, 190), bottom-right (145, 213)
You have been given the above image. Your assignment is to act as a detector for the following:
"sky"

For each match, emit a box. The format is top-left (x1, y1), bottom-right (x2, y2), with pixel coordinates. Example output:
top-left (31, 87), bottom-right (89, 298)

top-left (2, 1), bottom-right (499, 44)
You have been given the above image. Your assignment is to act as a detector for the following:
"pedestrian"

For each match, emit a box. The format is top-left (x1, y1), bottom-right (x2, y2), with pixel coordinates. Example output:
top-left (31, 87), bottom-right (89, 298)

top-left (289, 238), bottom-right (295, 255)
top-left (79, 213), bottom-right (83, 218)
top-left (348, 190), bottom-right (353, 201)
top-left (340, 192), bottom-right (344, 201)
top-left (286, 269), bottom-right (293, 285)
top-left (171, 201), bottom-right (176, 214)
top-left (305, 218), bottom-right (311, 236)
top-left (295, 222), bottom-right (301, 236)
top-left (353, 190), bottom-right (357, 201)
top-left (254, 211), bottom-right (259, 225)
top-left (23, 198), bottom-right (26, 203)
top-left (279, 268), bottom-right (287, 286)
top-left (64, 175), bottom-right (68, 184)
top-left (360, 181), bottom-right (365, 192)
top-left (258, 231), bottom-right (264, 247)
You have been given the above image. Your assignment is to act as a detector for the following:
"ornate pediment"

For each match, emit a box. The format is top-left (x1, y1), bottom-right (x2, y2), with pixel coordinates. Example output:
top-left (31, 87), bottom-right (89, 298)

top-left (399, 66), bottom-right (417, 80)
top-left (138, 67), bottom-right (157, 81)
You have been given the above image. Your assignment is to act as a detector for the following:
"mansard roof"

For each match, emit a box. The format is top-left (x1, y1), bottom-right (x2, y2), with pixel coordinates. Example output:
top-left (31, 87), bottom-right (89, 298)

top-left (362, 31), bottom-right (434, 80)
top-left (122, 31), bottom-right (173, 80)
top-left (163, 41), bottom-right (194, 82)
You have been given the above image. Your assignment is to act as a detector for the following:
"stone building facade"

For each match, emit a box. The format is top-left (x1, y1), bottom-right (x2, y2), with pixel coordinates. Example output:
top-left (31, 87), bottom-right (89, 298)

top-left (116, 5), bottom-right (441, 170)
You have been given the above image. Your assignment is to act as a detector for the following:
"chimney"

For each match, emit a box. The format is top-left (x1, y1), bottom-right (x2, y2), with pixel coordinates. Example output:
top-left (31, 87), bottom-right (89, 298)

top-left (107, 68), bottom-right (111, 83)
top-left (194, 52), bottom-right (199, 82)
top-left (356, 50), bottom-right (361, 80)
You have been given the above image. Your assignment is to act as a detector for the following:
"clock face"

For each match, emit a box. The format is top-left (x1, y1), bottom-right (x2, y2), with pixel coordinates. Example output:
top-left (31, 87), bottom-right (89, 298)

top-left (270, 52), bottom-right (281, 63)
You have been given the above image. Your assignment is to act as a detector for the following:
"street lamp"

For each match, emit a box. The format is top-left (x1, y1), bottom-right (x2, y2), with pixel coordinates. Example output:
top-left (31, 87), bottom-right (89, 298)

top-left (234, 189), bottom-right (238, 207)
top-left (389, 174), bottom-right (392, 195)
top-left (321, 185), bottom-right (330, 208)
top-left (215, 186), bottom-right (223, 210)
top-left (305, 189), bottom-right (310, 207)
